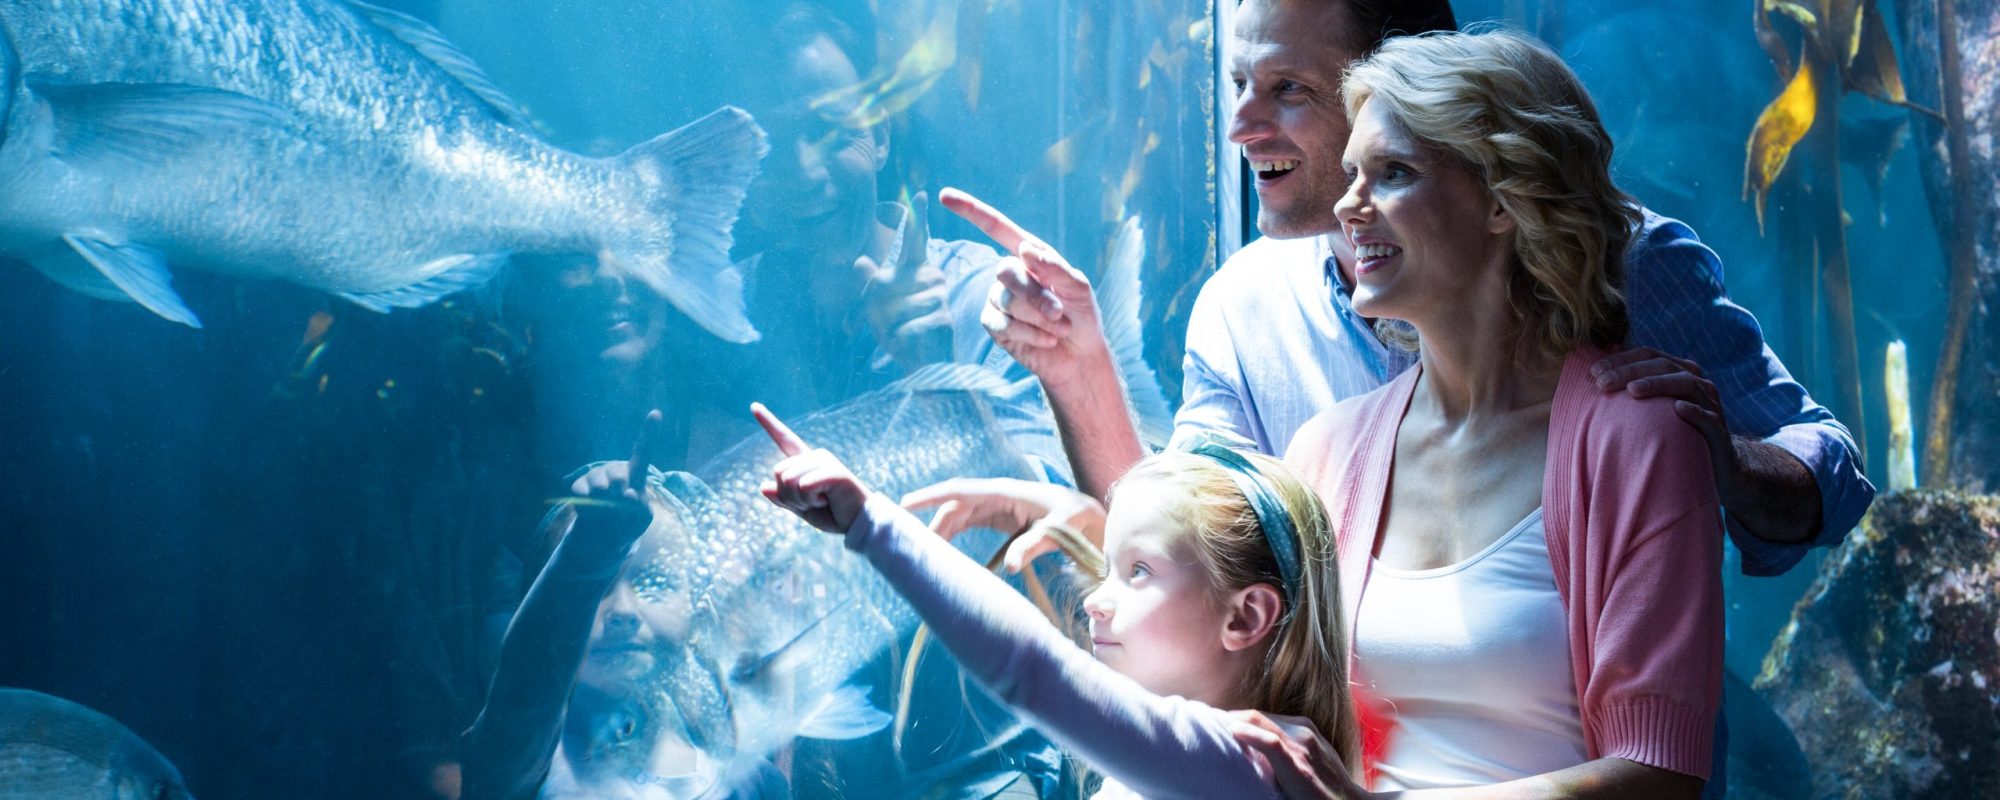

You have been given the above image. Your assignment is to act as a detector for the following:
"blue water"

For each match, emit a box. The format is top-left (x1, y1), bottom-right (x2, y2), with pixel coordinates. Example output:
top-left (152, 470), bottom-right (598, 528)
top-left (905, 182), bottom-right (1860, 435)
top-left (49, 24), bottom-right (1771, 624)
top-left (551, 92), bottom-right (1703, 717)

top-left (0, 1), bottom-right (1957, 798)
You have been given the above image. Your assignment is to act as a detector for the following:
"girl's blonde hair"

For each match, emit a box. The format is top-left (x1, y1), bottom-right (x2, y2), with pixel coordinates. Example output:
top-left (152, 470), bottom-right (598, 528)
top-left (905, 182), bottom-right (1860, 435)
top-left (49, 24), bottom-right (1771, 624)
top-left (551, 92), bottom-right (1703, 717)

top-left (1111, 449), bottom-right (1361, 774)
top-left (1342, 29), bottom-right (1639, 358)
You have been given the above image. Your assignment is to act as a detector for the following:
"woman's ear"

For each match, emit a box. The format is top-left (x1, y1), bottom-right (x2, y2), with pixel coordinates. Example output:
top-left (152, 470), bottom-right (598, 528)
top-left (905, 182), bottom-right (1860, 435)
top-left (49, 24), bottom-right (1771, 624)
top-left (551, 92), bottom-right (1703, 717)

top-left (1487, 194), bottom-right (1516, 235)
top-left (1221, 583), bottom-right (1284, 652)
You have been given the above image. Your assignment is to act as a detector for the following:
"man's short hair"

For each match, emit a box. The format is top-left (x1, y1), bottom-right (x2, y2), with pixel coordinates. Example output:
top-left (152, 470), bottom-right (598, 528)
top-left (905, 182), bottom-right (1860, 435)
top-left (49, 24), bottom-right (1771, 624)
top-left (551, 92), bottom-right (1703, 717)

top-left (1323, 0), bottom-right (1460, 58)
top-left (765, 2), bottom-right (873, 76)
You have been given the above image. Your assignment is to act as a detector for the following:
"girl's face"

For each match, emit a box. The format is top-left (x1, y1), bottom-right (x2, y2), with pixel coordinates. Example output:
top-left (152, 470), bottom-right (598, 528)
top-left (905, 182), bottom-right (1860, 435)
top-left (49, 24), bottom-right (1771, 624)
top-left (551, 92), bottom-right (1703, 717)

top-left (580, 568), bottom-right (690, 692)
top-left (1083, 481), bottom-right (1239, 704)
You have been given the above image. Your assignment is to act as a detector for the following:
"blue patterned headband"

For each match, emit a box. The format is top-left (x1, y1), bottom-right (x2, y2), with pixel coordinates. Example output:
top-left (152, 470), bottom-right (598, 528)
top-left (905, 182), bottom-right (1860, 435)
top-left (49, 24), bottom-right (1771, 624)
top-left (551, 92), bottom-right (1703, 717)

top-left (1186, 440), bottom-right (1303, 605)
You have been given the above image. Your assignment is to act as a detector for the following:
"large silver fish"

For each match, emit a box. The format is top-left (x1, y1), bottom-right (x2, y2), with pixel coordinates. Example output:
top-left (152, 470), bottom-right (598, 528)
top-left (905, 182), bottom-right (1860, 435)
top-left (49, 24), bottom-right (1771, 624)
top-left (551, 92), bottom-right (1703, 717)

top-left (588, 217), bottom-right (1168, 796)
top-left (0, 688), bottom-right (193, 800)
top-left (0, 0), bottom-right (767, 341)
top-left (634, 363), bottom-right (1061, 796)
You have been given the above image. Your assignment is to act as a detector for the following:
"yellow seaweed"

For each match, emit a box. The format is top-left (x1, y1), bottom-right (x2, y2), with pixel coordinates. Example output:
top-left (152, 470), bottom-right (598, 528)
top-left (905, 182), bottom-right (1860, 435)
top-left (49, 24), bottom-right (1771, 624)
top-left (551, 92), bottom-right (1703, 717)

top-left (1847, 5), bottom-right (1909, 106)
top-left (1042, 130), bottom-right (1083, 177)
top-left (1744, 51), bottom-right (1819, 233)
top-left (811, 11), bottom-right (957, 130)
top-left (1762, 0), bottom-right (1818, 29)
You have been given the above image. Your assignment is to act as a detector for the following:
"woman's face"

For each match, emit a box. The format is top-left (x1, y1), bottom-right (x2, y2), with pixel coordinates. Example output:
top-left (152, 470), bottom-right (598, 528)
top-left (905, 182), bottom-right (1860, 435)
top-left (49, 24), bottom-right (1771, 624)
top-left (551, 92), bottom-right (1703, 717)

top-left (737, 33), bottom-right (884, 275)
top-left (1334, 97), bottom-right (1513, 328)
top-left (1082, 482), bottom-right (1237, 704)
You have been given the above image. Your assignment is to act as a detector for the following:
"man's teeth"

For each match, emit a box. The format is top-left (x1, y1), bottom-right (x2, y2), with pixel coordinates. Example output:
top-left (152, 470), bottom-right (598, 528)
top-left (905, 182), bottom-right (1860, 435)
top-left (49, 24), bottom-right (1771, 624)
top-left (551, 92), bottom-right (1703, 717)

top-left (1355, 243), bottom-right (1400, 259)
top-left (1251, 159), bottom-right (1300, 173)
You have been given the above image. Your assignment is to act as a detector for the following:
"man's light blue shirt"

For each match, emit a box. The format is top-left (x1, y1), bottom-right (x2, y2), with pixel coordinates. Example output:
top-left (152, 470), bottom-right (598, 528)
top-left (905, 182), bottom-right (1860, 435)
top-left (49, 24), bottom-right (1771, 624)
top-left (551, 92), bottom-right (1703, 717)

top-left (1173, 210), bottom-right (1875, 575)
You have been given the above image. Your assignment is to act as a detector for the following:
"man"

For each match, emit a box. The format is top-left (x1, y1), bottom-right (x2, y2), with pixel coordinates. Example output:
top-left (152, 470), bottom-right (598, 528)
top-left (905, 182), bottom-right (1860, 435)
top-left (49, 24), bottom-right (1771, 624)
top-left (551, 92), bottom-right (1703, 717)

top-left (962, 0), bottom-right (1870, 590)
top-left (950, 0), bottom-right (1874, 795)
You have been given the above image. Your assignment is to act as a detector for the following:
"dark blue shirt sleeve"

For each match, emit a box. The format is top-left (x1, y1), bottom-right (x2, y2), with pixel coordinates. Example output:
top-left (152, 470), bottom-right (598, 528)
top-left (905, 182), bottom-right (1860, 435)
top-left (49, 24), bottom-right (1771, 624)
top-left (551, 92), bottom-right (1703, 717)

top-left (1622, 212), bottom-right (1876, 576)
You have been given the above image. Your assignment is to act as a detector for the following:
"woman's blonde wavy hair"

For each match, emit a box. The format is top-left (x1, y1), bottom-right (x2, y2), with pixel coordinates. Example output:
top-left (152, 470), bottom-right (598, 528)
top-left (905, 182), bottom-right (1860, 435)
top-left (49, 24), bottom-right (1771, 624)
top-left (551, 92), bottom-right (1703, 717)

top-left (1110, 449), bottom-right (1362, 775)
top-left (1342, 29), bottom-right (1640, 358)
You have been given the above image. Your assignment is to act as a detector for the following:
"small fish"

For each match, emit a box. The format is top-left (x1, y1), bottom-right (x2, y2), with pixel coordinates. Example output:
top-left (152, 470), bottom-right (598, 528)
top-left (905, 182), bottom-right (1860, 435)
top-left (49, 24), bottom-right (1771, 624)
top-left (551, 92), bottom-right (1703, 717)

top-left (0, 1), bottom-right (768, 341)
top-left (0, 688), bottom-right (193, 800)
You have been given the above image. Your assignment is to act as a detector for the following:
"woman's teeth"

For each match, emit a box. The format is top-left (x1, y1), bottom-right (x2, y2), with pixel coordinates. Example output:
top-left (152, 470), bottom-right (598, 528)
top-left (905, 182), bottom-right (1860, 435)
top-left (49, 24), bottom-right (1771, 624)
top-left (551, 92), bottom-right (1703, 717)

top-left (1355, 243), bottom-right (1401, 260)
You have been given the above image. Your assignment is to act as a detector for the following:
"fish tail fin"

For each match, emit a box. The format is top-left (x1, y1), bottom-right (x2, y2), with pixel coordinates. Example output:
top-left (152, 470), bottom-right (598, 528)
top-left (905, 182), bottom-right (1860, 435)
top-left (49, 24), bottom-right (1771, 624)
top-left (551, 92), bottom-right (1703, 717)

top-left (608, 106), bottom-right (770, 344)
top-left (1095, 216), bottom-right (1174, 448)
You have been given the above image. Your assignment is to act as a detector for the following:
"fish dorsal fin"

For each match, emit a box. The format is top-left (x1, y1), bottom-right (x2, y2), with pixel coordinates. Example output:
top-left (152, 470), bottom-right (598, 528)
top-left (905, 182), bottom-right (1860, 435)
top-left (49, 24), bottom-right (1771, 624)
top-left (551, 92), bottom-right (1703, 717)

top-left (63, 232), bottom-right (201, 328)
top-left (32, 80), bottom-right (291, 167)
top-left (795, 684), bottom-right (892, 741)
top-left (344, 2), bottom-right (536, 130)
top-left (1095, 216), bottom-right (1173, 448)
top-left (338, 251), bottom-right (509, 312)
top-left (659, 471), bottom-right (720, 514)
top-left (885, 362), bottom-right (1016, 396)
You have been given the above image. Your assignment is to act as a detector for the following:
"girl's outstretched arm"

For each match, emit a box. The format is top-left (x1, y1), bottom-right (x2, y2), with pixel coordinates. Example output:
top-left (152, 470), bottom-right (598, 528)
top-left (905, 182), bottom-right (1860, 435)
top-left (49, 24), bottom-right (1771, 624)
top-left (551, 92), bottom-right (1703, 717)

top-left (756, 405), bottom-right (1278, 800)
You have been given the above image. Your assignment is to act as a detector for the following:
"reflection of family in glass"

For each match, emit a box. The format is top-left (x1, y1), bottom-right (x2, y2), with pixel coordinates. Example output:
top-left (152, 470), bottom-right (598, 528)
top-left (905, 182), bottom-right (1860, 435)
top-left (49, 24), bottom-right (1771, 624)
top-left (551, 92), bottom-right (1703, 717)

top-left (462, 2), bottom-right (1874, 799)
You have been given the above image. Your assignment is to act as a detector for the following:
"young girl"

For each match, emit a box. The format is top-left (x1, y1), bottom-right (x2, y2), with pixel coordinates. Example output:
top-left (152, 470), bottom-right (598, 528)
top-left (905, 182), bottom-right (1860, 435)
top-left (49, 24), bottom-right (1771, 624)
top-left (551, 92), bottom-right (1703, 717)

top-left (753, 402), bottom-right (1358, 799)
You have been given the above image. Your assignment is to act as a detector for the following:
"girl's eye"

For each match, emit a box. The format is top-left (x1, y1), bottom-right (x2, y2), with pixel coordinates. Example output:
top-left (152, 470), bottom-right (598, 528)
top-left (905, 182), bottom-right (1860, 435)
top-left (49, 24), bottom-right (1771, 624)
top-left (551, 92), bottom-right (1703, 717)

top-left (1129, 562), bottom-right (1152, 580)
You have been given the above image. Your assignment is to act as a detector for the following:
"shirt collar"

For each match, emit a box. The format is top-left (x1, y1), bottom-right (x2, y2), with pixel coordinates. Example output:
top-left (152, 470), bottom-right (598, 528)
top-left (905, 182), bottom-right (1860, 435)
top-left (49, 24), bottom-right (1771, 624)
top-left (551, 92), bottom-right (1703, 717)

top-left (1319, 233), bottom-right (1357, 298)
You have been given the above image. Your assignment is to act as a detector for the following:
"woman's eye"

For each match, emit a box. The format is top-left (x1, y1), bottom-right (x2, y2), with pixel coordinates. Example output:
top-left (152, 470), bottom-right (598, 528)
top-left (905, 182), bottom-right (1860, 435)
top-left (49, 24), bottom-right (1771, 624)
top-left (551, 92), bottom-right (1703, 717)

top-left (1130, 562), bottom-right (1151, 579)
top-left (1385, 164), bottom-right (1414, 181)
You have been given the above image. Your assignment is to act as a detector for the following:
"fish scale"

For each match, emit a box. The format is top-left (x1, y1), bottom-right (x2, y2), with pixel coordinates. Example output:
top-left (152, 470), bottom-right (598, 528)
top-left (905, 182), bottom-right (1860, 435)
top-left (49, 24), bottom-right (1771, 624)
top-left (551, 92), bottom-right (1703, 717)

top-left (616, 365), bottom-right (1058, 794)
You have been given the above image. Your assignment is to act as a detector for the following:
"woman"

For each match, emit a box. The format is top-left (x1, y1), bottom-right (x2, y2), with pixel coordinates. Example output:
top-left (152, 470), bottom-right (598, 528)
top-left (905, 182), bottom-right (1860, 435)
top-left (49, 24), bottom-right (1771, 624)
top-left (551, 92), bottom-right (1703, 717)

top-left (1268, 30), bottom-right (1722, 798)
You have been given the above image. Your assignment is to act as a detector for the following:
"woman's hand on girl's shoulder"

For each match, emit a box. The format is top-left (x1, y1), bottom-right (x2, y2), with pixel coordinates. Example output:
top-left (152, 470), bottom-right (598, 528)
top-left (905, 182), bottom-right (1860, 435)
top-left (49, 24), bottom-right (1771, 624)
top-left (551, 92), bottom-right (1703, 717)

top-left (1226, 710), bottom-right (1371, 800)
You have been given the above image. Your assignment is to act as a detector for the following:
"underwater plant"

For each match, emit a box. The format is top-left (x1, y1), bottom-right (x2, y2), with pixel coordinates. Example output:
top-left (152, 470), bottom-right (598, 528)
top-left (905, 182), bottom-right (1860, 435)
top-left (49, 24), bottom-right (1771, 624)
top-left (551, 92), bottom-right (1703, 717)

top-left (1889, 0), bottom-right (2000, 490)
top-left (1740, 0), bottom-right (1941, 463)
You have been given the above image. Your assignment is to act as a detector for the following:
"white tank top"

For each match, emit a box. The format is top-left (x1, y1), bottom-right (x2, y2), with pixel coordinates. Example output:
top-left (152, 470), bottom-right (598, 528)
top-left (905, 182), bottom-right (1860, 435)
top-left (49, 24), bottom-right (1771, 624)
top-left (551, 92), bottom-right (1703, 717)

top-left (1352, 508), bottom-right (1588, 790)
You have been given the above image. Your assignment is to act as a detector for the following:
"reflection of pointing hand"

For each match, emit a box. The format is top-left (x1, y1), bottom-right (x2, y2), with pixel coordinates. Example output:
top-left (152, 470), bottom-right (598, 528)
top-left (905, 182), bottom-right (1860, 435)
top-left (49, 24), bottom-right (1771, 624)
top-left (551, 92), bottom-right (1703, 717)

top-left (754, 403), bottom-right (870, 534)
top-left (939, 187), bottom-right (1111, 389)
top-left (858, 193), bottom-right (950, 369)
top-left (564, 410), bottom-right (667, 552)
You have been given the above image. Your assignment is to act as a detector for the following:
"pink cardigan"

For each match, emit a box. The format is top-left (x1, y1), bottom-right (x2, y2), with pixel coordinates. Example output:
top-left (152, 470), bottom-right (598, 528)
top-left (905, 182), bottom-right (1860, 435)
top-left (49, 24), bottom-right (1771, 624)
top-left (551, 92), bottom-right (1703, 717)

top-left (1285, 344), bottom-right (1723, 780)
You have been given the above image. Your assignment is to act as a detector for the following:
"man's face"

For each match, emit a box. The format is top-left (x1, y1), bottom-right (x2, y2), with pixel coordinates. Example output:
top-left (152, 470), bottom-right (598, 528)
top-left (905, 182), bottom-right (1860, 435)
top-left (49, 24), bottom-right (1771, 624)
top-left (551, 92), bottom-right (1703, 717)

top-left (1227, 0), bottom-right (1365, 239)
top-left (738, 33), bottom-right (885, 271)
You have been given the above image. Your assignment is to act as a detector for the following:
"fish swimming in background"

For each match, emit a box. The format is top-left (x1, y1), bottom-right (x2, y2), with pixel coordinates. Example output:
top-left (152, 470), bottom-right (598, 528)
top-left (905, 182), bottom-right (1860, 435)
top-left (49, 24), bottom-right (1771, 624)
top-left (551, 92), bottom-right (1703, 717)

top-left (0, 688), bottom-right (194, 800)
top-left (591, 216), bottom-right (1167, 796)
top-left (0, 0), bottom-right (768, 341)
top-left (635, 362), bottom-right (1059, 795)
